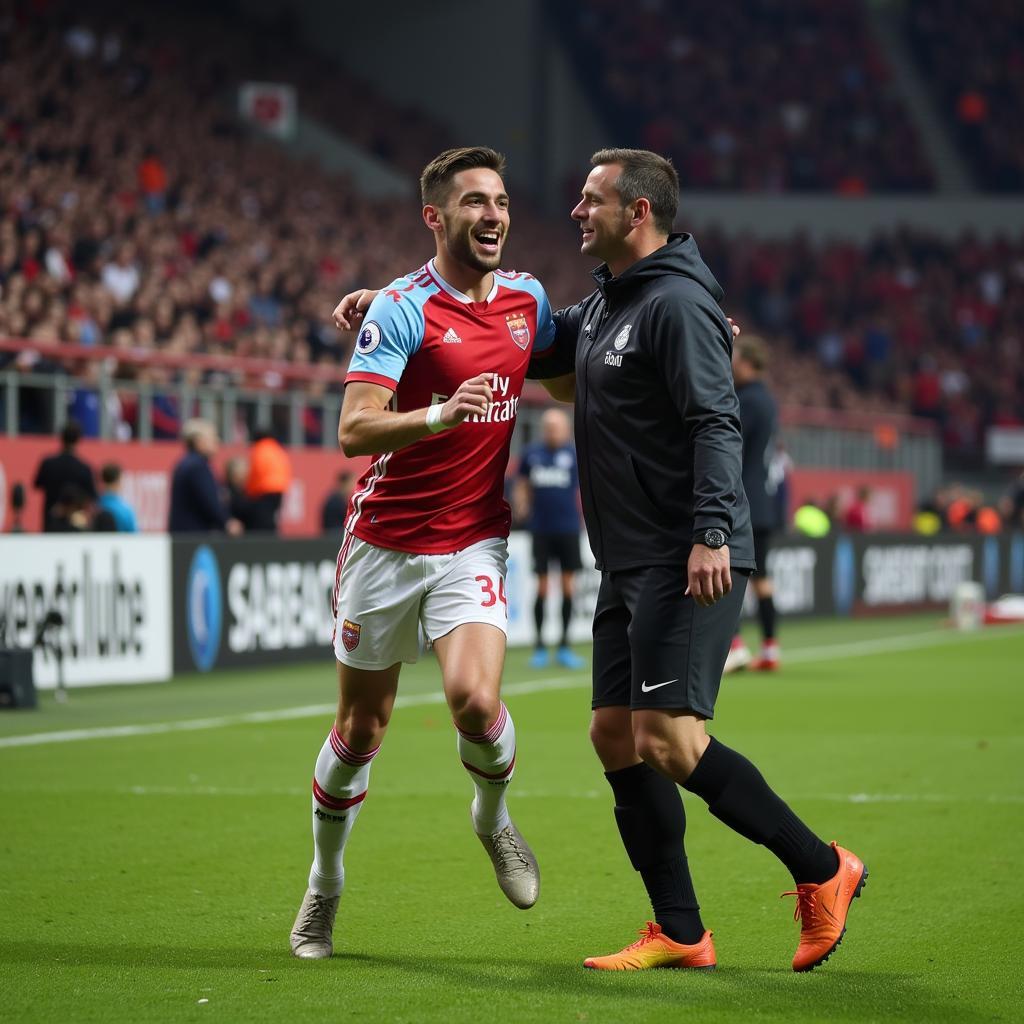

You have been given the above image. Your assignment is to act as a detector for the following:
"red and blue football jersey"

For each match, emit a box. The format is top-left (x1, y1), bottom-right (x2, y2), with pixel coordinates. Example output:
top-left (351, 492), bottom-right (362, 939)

top-left (345, 259), bottom-right (556, 554)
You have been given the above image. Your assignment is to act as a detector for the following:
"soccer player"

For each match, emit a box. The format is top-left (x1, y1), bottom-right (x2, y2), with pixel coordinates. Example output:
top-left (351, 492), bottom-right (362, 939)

top-left (724, 335), bottom-right (781, 672)
top-left (513, 408), bottom-right (585, 669)
top-left (531, 150), bottom-right (866, 973)
top-left (290, 147), bottom-right (552, 959)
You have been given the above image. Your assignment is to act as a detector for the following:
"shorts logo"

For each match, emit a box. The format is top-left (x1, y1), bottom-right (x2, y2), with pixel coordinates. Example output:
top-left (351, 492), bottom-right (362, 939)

top-left (613, 324), bottom-right (632, 350)
top-left (341, 618), bottom-right (361, 652)
top-left (356, 321), bottom-right (382, 355)
top-left (505, 312), bottom-right (530, 350)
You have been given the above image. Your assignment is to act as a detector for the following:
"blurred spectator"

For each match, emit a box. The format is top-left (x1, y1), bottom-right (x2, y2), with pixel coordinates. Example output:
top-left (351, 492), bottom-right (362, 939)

top-left (46, 483), bottom-right (92, 532)
top-left (320, 470), bottom-right (355, 533)
top-left (842, 486), bottom-right (872, 532)
top-left (7, 483), bottom-right (27, 533)
top-left (32, 420), bottom-right (97, 531)
top-left (169, 419), bottom-right (241, 534)
top-left (224, 456), bottom-right (257, 531)
top-left (95, 463), bottom-right (138, 532)
top-left (245, 430), bottom-right (292, 532)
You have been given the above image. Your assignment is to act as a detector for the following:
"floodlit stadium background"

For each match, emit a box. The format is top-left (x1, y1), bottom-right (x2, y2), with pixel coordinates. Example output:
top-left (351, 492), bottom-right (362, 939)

top-left (1, 3), bottom-right (1022, 1022)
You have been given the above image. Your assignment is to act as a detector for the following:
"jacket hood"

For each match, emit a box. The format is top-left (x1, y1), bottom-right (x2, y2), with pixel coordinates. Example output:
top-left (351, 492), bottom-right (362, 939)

top-left (592, 233), bottom-right (723, 303)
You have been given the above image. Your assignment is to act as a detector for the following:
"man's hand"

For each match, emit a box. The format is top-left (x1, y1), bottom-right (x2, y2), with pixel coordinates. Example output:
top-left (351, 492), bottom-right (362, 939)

top-left (226, 518), bottom-right (244, 536)
top-left (727, 316), bottom-right (740, 339)
top-left (685, 544), bottom-right (732, 607)
top-left (440, 373), bottom-right (493, 426)
top-left (333, 288), bottom-right (380, 331)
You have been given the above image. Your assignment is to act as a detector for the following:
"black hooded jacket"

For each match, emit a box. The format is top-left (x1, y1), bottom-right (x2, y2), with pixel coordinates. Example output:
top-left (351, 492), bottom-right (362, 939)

top-left (529, 234), bottom-right (754, 572)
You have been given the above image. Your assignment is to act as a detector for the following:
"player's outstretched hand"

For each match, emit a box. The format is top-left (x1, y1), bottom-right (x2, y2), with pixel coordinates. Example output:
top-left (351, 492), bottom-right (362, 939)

top-left (727, 316), bottom-right (741, 339)
top-left (685, 543), bottom-right (732, 607)
top-left (441, 373), bottom-right (493, 426)
top-left (333, 289), bottom-right (381, 331)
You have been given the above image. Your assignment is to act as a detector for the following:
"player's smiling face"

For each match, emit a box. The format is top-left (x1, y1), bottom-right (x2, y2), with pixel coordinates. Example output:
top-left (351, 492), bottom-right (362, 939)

top-left (571, 164), bottom-right (633, 264)
top-left (435, 167), bottom-right (510, 275)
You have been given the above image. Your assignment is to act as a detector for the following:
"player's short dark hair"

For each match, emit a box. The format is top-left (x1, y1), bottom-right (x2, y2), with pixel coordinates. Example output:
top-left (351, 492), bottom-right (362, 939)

top-left (61, 419), bottom-right (82, 447)
top-left (100, 462), bottom-right (121, 485)
top-left (590, 148), bottom-right (679, 234)
top-left (736, 335), bottom-right (769, 371)
top-left (420, 147), bottom-right (507, 207)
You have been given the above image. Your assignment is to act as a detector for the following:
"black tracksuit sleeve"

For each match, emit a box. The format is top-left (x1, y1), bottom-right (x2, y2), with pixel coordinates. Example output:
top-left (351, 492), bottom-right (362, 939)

top-left (190, 461), bottom-right (229, 529)
top-left (527, 302), bottom-right (582, 379)
top-left (651, 289), bottom-right (744, 541)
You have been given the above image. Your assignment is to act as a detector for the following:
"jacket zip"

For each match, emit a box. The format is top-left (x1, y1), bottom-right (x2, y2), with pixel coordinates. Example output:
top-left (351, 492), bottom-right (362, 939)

top-left (579, 296), bottom-right (611, 566)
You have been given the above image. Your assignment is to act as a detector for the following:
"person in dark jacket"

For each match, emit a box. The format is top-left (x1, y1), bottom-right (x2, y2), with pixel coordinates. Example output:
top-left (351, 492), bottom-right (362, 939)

top-left (319, 470), bottom-right (354, 533)
top-left (724, 335), bottom-right (781, 673)
top-left (169, 419), bottom-right (242, 535)
top-left (530, 149), bottom-right (865, 975)
top-left (33, 419), bottom-right (97, 531)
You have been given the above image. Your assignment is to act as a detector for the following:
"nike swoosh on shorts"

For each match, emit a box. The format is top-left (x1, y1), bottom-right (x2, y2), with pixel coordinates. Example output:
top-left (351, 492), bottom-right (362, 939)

top-left (640, 678), bottom-right (678, 693)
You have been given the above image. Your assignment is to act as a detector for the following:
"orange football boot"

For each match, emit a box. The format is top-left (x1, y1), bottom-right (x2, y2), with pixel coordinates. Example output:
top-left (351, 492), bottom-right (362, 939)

top-left (783, 842), bottom-right (867, 972)
top-left (583, 922), bottom-right (716, 971)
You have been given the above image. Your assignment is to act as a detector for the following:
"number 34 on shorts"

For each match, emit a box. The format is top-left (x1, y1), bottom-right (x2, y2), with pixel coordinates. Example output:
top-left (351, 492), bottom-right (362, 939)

top-left (332, 534), bottom-right (511, 669)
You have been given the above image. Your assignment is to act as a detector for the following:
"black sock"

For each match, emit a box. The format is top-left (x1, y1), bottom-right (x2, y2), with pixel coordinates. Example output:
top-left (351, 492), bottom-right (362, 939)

top-left (560, 594), bottom-right (573, 646)
top-left (533, 594), bottom-right (545, 648)
top-left (605, 762), bottom-right (705, 944)
top-left (683, 737), bottom-right (837, 885)
top-left (758, 595), bottom-right (777, 642)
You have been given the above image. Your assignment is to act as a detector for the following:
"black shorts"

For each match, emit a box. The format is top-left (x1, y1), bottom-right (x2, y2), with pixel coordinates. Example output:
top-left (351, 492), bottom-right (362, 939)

top-left (592, 564), bottom-right (748, 718)
top-left (532, 531), bottom-right (583, 574)
top-left (752, 529), bottom-right (774, 579)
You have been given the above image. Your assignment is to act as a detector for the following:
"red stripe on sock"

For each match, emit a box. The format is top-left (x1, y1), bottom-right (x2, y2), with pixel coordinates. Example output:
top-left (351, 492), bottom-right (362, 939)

top-left (329, 726), bottom-right (378, 766)
top-left (457, 703), bottom-right (508, 745)
top-left (312, 778), bottom-right (367, 811)
top-left (461, 752), bottom-right (516, 781)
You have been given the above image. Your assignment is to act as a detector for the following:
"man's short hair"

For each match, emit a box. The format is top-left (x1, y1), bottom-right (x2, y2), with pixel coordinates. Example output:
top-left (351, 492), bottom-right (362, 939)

top-left (100, 462), bottom-right (121, 486)
top-left (590, 148), bottom-right (679, 234)
top-left (61, 419), bottom-right (82, 447)
top-left (736, 335), bottom-right (769, 371)
top-left (420, 147), bottom-right (507, 207)
top-left (182, 418), bottom-right (215, 450)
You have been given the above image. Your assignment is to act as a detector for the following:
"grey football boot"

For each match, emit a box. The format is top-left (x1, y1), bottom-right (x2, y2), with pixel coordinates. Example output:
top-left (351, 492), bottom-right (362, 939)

top-left (476, 820), bottom-right (540, 909)
top-left (290, 888), bottom-right (340, 959)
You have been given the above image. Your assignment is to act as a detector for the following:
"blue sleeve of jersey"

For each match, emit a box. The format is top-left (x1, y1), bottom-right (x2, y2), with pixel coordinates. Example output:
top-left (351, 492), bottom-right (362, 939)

top-left (532, 285), bottom-right (557, 354)
top-left (346, 286), bottom-right (425, 387)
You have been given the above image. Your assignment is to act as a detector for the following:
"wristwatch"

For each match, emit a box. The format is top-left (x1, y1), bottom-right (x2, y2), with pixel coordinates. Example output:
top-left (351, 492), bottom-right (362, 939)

top-left (700, 528), bottom-right (728, 549)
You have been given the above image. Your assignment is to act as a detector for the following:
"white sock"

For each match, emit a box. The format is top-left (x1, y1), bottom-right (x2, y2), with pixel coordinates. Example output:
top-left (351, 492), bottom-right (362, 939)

top-left (456, 702), bottom-right (515, 835)
top-left (308, 725), bottom-right (378, 897)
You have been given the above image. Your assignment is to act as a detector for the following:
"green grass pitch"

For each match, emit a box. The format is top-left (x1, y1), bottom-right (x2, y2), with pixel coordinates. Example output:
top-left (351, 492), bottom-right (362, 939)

top-left (1, 614), bottom-right (1022, 1023)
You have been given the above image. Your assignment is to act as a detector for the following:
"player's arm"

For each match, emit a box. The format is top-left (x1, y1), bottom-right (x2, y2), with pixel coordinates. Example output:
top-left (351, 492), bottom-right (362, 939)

top-left (339, 375), bottom-right (494, 457)
top-left (654, 292), bottom-right (745, 606)
top-left (528, 297), bottom-right (581, 403)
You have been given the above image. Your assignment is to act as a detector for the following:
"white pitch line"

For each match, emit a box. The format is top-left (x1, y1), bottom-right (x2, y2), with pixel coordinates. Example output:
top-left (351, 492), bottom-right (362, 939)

top-left (1, 623), bottom-right (1022, 751)
top-left (0, 674), bottom-right (583, 750)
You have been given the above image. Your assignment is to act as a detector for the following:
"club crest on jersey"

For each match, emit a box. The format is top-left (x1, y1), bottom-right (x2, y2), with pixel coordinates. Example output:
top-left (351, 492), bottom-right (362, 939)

top-left (505, 312), bottom-right (531, 350)
top-left (341, 619), bottom-right (361, 652)
top-left (356, 321), bottom-right (382, 355)
top-left (613, 324), bottom-right (632, 350)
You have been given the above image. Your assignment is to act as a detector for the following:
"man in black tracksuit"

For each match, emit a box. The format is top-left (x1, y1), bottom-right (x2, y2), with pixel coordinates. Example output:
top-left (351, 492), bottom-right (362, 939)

top-left (530, 149), bottom-right (865, 973)
top-left (726, 335), bottom-right (782, 671)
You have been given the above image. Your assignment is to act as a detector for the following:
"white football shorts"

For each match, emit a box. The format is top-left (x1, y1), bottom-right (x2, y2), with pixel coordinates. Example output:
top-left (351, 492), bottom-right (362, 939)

top-left (331, 532), bottom-right (509, 669)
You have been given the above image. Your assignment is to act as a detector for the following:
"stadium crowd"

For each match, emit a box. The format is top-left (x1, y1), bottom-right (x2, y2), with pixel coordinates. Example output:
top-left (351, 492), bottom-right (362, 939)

top-left (550, 0), bottom-right (933, 193)
top-left (905, 0), bottom-right (1024, 192)
top-left (1, 3), bottom-right (1022, 465)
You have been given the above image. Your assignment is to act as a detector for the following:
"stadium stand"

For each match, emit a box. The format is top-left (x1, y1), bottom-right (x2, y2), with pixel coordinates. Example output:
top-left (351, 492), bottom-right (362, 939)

top-left (549, 0), bottom-right (934, 192)
top-left (905, 0), bottom-right (1024, 192)
top-left (1, 2), bottom-right (1021, 463)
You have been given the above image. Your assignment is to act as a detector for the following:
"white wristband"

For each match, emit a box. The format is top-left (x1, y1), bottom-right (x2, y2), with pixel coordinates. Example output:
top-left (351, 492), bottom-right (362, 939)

top-left (425, 403), bottom-right (450, 433)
